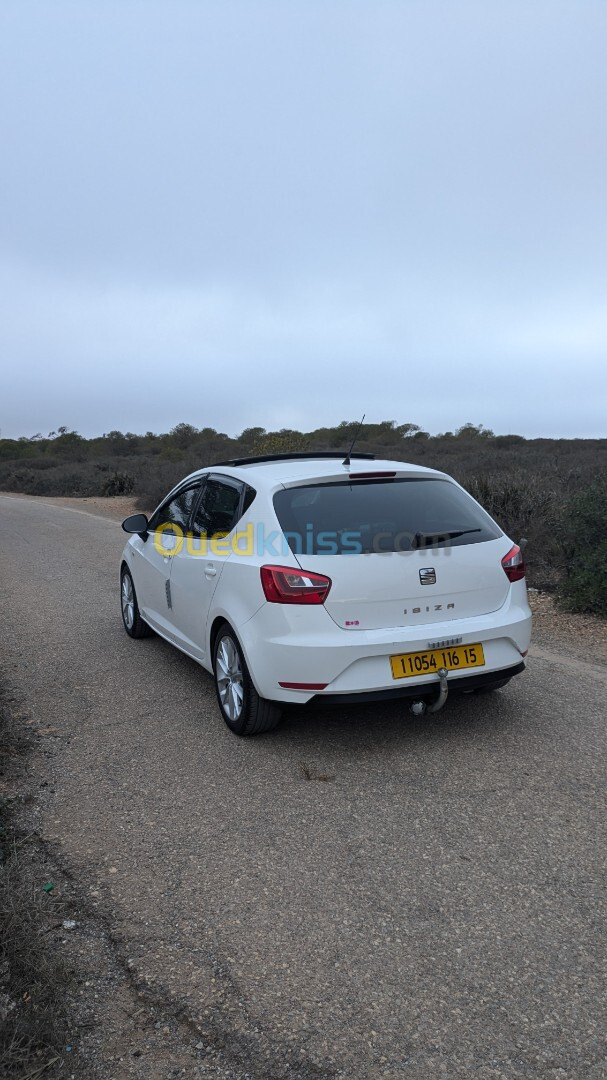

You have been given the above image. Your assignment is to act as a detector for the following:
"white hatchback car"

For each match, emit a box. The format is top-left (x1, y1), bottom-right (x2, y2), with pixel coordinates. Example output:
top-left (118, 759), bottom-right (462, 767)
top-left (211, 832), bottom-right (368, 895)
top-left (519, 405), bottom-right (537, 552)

top-left (120, 452), bottom-right (531, 735)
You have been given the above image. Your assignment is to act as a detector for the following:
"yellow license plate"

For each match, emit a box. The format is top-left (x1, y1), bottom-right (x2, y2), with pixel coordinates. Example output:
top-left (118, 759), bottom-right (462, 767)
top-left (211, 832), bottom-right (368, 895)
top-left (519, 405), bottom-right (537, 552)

top-left (390, 643), bottom-right (485, 680)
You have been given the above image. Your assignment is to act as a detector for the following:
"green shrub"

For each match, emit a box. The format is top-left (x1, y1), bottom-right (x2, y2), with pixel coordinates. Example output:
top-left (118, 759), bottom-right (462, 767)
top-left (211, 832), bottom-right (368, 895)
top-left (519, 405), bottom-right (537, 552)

top-left (102, 471), bottom-right (135, 496)
top-left (557, 474), bottom-right (607, 617)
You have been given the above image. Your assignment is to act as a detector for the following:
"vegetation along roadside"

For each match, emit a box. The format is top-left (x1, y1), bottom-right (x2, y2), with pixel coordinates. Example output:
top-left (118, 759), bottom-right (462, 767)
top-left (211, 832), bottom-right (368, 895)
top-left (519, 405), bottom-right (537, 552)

top-left (1, 419), bottom-right (606, 615)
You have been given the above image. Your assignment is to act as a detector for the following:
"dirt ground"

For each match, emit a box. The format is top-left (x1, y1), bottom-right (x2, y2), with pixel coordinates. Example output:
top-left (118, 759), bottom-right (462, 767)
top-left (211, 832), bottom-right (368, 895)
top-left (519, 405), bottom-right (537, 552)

top-left (2, 492), bottom-right (144, 521)
top-left (527, 589), bottom-right (607, 665)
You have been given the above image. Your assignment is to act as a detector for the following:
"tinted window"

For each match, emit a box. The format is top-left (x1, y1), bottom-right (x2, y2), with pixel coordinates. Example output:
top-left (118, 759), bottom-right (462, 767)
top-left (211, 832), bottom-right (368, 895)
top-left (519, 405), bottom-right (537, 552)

top-left (191, 478), bottom-right (242, 537)
top-left (242, 485), bottom-right (256, 515)
top-left (273, 479), bottom-right (501, 555)
top-left (150, 483), bottom-right (202, 533)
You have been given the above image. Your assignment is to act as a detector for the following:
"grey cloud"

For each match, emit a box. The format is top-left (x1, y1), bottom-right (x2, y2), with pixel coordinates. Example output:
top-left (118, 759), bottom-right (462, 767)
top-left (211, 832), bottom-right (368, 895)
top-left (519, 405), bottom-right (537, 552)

top-left (1, 0), bottom-right (606, 439)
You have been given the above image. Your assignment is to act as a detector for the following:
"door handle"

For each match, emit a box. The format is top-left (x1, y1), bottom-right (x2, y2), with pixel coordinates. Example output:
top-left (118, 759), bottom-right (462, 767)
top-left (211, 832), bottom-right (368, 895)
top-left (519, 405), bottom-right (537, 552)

top-left (204, 565), bottom-right (217, 578)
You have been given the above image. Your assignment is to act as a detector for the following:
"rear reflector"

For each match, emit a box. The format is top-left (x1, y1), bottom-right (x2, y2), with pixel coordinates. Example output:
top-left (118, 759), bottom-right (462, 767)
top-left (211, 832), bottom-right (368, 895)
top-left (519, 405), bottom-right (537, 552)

top-left (260, 564), bottom-right (332, 604)
top-left (278, 682), bottom-right (328, 690)
top-left (501, 544), bottom-right (526, 582)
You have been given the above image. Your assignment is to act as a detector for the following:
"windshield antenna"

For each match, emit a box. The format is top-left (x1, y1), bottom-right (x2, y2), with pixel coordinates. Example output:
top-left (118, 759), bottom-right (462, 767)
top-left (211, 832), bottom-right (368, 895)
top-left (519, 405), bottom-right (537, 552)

top-left (342, 413), bottom-right (366, 467)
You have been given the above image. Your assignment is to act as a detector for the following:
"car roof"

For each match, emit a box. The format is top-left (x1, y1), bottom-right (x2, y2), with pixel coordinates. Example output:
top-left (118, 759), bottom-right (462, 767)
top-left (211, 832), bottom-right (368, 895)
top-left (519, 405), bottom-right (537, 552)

top-left (181, 455), bottom-right (447, 490)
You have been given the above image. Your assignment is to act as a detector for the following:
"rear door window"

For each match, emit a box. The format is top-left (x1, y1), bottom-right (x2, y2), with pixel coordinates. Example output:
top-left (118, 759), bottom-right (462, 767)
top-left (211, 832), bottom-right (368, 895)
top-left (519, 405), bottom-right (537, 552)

top-left (191, 477), bottom-right (244, 537)
top-left (273, 478), bottom-right (501, 554)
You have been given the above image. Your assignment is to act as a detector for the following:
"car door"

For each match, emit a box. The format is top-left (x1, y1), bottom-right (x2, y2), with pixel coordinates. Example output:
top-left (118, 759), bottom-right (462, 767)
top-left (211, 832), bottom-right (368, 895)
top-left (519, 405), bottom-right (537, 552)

top-left (132, 480), bottom-right (203, 638)
top-left (168, 475), bottom-right (245, 662)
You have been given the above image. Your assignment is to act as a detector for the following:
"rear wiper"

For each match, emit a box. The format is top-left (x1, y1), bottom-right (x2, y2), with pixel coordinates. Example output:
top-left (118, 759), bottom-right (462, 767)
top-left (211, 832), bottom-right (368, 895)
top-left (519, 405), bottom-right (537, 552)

top-left (414, 528), bottom-right (482, 547)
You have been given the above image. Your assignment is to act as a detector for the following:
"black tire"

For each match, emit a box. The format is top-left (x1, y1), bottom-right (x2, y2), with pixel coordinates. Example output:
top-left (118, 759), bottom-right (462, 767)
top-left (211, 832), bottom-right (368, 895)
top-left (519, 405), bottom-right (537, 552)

top-left (213, 622), bottom-right (282, 736)
top-left (120, 566), bottom-right (152, 639)
top-left (474, 677), bottom-right (511, 693)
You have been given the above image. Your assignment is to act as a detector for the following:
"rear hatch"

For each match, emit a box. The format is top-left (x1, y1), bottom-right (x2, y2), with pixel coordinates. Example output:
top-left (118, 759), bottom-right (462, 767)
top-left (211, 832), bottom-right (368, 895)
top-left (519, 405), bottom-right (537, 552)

top-left (273, 474), bottom-right (510, 631)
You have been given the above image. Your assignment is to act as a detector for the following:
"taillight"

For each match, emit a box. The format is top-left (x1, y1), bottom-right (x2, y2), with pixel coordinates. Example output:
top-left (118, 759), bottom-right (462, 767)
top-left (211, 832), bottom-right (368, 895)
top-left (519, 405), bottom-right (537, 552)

top-left (501, 544), bottom-right (525, 582)
top-left (348, 471), bottom-right (397, 479)
top-left (260, 565), bottom-right (332, 604)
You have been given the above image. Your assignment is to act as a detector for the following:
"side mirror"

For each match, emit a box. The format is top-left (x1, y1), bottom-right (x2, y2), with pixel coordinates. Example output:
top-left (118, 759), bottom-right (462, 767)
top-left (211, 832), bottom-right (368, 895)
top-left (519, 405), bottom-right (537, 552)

top-left (122, 513), bottom-right (149, 539)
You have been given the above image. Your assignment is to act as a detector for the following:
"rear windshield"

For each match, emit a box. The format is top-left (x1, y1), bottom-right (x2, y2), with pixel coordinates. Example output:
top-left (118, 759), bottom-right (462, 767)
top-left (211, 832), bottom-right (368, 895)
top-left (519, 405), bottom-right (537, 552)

top-left (273, 478), bottom-right (501, 555)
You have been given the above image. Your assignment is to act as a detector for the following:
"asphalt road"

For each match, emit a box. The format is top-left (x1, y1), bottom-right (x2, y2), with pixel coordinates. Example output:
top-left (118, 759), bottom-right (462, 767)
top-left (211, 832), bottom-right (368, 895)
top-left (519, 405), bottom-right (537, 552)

top-left (1, 496), bottom-right (606, 1079)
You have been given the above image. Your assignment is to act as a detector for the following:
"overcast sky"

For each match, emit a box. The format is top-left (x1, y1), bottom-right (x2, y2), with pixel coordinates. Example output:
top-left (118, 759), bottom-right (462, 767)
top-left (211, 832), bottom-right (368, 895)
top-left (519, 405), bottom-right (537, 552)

top-left (1, 0), bottom-right (606, 440)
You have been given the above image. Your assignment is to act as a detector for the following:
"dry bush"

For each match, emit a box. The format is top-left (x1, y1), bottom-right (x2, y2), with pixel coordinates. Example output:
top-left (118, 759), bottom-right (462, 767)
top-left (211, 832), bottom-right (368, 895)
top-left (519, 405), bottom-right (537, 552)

top-left (557, 473), bottom-right (607, 615)
top-left (463, 472), bottom-right (564, 588)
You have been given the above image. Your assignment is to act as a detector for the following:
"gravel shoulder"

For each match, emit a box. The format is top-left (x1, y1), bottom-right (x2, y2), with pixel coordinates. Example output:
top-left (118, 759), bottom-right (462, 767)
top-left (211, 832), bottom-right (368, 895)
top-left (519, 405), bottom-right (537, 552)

top-left (528, 590), bottom-right (607, 667)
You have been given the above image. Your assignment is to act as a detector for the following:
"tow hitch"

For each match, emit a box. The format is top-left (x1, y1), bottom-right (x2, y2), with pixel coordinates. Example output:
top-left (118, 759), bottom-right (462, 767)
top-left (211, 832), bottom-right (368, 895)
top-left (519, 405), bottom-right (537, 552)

top-left (410, 667), bottom-right (449, 716)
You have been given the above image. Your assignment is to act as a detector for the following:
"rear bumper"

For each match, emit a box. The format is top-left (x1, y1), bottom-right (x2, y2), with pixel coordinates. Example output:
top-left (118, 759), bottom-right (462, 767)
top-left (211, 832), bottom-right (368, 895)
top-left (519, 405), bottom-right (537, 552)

top-left (308, 661), bottom-right (526, 705)
top-left (237, 592), bottom-right (532, 704)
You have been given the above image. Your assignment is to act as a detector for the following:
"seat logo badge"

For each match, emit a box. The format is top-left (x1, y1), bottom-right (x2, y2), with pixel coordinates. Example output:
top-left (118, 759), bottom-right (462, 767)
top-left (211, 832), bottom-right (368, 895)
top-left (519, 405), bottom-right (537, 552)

top-left (419, 567), bottom-right (436, 585)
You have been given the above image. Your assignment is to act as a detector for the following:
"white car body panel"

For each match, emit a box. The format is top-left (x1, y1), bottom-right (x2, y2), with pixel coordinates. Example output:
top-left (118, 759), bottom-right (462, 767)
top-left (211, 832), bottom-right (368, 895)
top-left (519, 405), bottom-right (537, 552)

top-left (128, 534), bottom-right (173, 635)
top-left (297, 542), bottom-right (512, 631)
top-left (168, 545), bottom-right (228, 662)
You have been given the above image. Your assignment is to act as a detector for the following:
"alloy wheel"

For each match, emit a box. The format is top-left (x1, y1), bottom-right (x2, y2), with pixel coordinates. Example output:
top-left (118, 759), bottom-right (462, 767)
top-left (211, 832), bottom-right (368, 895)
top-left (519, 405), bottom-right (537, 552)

top-left (121, 573), bottom-right (135, 631)
top-left (215, 634), bottom-right (244, 722)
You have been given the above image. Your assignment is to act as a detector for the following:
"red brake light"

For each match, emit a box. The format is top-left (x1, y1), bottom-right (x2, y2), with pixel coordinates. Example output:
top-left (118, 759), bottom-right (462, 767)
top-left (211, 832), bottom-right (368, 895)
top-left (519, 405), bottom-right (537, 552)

top-left (348, 471), bottom-right (397, 479)
top-left (260, 565), bottom-right (332, 605)
top-left (501, 544), bottom-right (525, 582)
